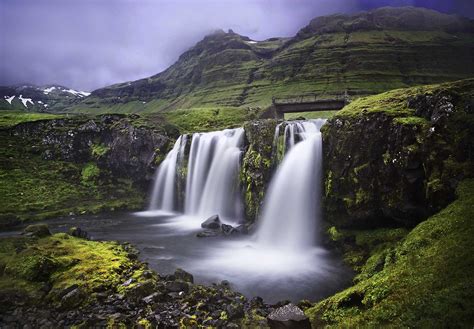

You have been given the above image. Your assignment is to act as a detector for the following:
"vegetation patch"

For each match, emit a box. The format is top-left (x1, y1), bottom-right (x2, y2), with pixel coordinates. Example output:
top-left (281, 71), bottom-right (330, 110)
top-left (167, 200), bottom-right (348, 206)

top-left (308, 179), bottom-right (474, 327)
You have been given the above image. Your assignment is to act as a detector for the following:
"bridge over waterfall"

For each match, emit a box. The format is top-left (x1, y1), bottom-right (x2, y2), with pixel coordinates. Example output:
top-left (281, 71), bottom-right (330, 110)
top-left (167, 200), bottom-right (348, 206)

top-left (270, 92), bottom-right (350, 119)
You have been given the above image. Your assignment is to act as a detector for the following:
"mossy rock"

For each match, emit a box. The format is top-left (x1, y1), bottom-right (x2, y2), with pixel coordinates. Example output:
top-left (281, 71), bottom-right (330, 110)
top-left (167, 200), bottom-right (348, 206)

top-left (23, 224), bottom-right (51, 238)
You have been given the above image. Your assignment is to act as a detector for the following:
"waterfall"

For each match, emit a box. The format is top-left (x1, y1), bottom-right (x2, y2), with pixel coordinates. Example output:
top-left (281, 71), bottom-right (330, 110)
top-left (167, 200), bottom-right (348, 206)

top-left (148, 128), bottom-right (244, 222)
top-left (185, 128), bottom-right (244, 222)
top-left (256, 119), bottom-right (326, 250)
top-left (148, 135), bottom-right (187, 212)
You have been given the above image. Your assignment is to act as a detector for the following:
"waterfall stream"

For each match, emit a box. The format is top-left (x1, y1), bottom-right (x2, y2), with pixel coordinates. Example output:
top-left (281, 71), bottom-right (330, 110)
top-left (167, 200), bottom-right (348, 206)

top-left (148, 128), bottom-right (244, 223)
top-left (256, 119), bottom-right (326, 250)
top-left (185, 128), bottom-right (244, 221)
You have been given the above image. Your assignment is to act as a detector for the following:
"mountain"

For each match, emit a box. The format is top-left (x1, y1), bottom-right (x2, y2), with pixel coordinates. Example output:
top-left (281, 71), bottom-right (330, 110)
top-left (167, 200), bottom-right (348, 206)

top-left (45, 7), bottom-right (474, 113)
top-left (0, 84), bottom-right (90, 112)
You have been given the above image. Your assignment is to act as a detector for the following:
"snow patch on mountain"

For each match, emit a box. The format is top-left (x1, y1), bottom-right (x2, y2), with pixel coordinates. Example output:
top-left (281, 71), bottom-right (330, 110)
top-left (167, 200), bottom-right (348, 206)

top-left (19, 95), bottom-right (34, 108)
top-left (43, 86), bottom-right (57, 94)
top-left (64, 89), bottom-right (91, 97)
top-left (4, 95), bottom-right (15, 104)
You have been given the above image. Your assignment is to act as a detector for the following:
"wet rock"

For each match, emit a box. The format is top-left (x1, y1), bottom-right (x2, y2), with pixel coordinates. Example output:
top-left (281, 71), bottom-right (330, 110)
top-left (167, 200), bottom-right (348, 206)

top-left (60, 288), bottom-right (85, 310)
top-left (221, 224), bottom-right (234, 235)
top-left (201, 215), bottom-right (221, 229)
top-left (196, 230), bottom-right (220, 238)
top-left (165, 280), bottom-right (189, 293)
top-left (142, 292), bottom-right (161, 305)
top-left (267, 303), bottom-right (311, 329)
top-left (234, 224), bottom-right (249, 234)
top-left (174, 268), bottom-right (194, 283)
top-left (68, 227), bottom-right (88, 239)
top-left (226, 303), bottom-right (244, 320)
top-left (250, 296), bottom-right (265, 308)
top-left (124, 281), bottom-right (155, 302)
top-left (23, 224), bottom-right (51, 238)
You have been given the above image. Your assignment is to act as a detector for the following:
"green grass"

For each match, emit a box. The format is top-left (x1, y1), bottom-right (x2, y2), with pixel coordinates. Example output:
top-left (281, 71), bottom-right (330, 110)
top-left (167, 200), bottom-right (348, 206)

top-left (0, 112), bottom-right (65, 129)
top-left (284, 110), bottom-right (339, 120)
top-left (307, 179), bottom-right (474, 327)
top-left (160, 107), bottom-right (262, 133)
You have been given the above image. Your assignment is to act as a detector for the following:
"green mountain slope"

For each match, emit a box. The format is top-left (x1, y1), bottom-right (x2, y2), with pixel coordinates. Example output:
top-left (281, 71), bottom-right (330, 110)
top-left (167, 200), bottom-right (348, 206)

top-left (68, 7), bottom-right (474, 113)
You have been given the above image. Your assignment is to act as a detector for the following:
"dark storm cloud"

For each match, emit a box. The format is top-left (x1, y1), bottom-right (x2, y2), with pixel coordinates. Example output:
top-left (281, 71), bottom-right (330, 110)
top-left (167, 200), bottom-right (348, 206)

top-left (1, 0), bottom-right (472, 91)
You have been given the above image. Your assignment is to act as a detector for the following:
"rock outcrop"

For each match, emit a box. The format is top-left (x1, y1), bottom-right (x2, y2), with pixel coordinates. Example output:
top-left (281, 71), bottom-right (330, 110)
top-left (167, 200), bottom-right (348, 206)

top-left (322, 79), bottom-right (474, 228)
top-left (240, 119), bottom-right (278, 221)
top-left (10, 114), bottom-right (170, 187)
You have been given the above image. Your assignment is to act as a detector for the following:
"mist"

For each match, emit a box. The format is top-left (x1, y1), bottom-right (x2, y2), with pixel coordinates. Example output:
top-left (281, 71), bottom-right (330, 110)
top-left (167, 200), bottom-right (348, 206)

top-left (1, 0), bottom-right (472, 91)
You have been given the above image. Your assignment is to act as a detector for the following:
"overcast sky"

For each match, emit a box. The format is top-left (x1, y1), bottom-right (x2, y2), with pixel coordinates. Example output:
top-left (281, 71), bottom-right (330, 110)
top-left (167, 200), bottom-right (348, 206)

top-left (1, 0), bottom-right (473, 91)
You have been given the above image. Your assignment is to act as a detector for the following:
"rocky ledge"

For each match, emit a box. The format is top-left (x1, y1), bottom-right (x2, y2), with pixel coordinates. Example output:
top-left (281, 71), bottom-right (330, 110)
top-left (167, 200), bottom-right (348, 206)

top-left (322, 79), bottom-right (474, 228)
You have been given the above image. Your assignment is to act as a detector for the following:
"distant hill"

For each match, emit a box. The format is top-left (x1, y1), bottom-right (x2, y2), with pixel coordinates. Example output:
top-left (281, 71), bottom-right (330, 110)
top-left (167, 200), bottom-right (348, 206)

top-left (19, 7), bottom-right (474, 113)
top-left (0, 85), bottom-right (90, 112)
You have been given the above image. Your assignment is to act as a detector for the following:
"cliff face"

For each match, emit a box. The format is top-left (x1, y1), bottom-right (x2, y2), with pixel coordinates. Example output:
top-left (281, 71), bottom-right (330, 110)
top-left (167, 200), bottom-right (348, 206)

top-left (11, 115), bottom-right (169, 186)
top-left (240, 119), bottom-right (278, 221)
top-left (0, 114), bottom-right (170, 227)
top-left (322, 79), bottom-right (474, 228)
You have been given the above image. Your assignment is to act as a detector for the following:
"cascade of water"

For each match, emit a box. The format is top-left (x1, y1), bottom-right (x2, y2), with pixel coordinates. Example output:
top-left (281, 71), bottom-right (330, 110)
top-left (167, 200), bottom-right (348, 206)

top-left (256, 119), bottom-right (326, 250)
top-left (148, 128), bottom-right (244, 222)
top-left (148, 135), bottom-right (186, 211)
top-left (185, 128), bottom-right (244, 222)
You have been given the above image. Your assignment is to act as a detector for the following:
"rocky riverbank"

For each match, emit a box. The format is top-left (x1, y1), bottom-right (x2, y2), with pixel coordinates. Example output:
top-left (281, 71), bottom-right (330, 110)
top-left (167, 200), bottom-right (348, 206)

top-left (0, 225), bottom-right (316, 328)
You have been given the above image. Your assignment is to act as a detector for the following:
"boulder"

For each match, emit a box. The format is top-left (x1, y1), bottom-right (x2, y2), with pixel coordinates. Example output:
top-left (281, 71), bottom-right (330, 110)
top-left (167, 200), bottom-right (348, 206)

top-left (174, 268), bottom-right (194, 283)
top-left (234, 224), bottom-right (249, 234)
top-left (60, 287), bottom-right (85, 310)
top-left (267, 303), bottom-right (311, 329)
top-left (23, 224), bottom-right (51, 238)
top-left (201, 215), bottom-right (221, 229)
top-left (165, 280), bottom-right (189, 293)
top-left (68, 227), bottom-right (88, 239)
top-left (221, 224), bottom-right (235, 235)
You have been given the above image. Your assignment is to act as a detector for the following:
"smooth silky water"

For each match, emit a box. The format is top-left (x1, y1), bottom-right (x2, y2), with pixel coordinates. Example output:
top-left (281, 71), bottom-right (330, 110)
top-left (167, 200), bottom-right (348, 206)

top-left (5, 122), bottom-right (352, 303)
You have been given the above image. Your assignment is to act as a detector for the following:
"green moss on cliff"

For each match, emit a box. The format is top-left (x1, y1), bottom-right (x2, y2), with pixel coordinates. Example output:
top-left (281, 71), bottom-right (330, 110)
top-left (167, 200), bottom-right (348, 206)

top-left (241, 120), bottom-right (278, 221)
top-left (323, 78), bottom-right (474, 227)
top-left (308, 180), bottom-right (474, 327)
top-left (0, 130), bottom-right (145, 229)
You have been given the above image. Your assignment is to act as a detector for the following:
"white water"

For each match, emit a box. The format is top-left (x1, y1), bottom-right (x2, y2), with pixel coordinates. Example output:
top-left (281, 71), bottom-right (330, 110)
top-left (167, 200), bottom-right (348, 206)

top-left (146, 128), bottom-right (244, 224)
top-left (183, 119), bottom-right (347, 301)
top-left (148, 135), bottom-right (187, 213)
top-left (257, 119), bottom-right (326, 250)
top-left (185, 128), bottom-right (244, 222)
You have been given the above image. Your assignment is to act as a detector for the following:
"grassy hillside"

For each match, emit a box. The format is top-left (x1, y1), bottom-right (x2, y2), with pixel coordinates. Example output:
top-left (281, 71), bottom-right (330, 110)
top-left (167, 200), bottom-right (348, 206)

top-left (306, 179), bottom-right (474, 327)
top-left (68, 7), bottom-right (474, 114)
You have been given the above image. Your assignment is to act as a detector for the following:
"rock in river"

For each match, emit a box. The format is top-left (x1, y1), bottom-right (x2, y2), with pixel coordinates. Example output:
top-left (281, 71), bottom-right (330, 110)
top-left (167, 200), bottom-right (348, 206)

top-left (201, 214), bottom-right (221, 229)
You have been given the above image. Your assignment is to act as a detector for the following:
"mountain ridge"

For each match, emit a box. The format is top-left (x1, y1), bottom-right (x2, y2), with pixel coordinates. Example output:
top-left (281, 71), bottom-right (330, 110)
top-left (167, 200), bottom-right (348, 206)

top-left (3, 6), bottom-right (474, 114)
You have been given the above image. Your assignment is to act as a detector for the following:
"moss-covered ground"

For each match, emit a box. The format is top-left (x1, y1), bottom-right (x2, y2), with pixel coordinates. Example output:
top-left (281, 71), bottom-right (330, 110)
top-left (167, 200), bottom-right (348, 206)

top-left (307, 179), bottom-right (474, 327)
top-left (335, 78), bottom-right (474, 119)
top-left (0, 233), bottom-right (140, 306)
